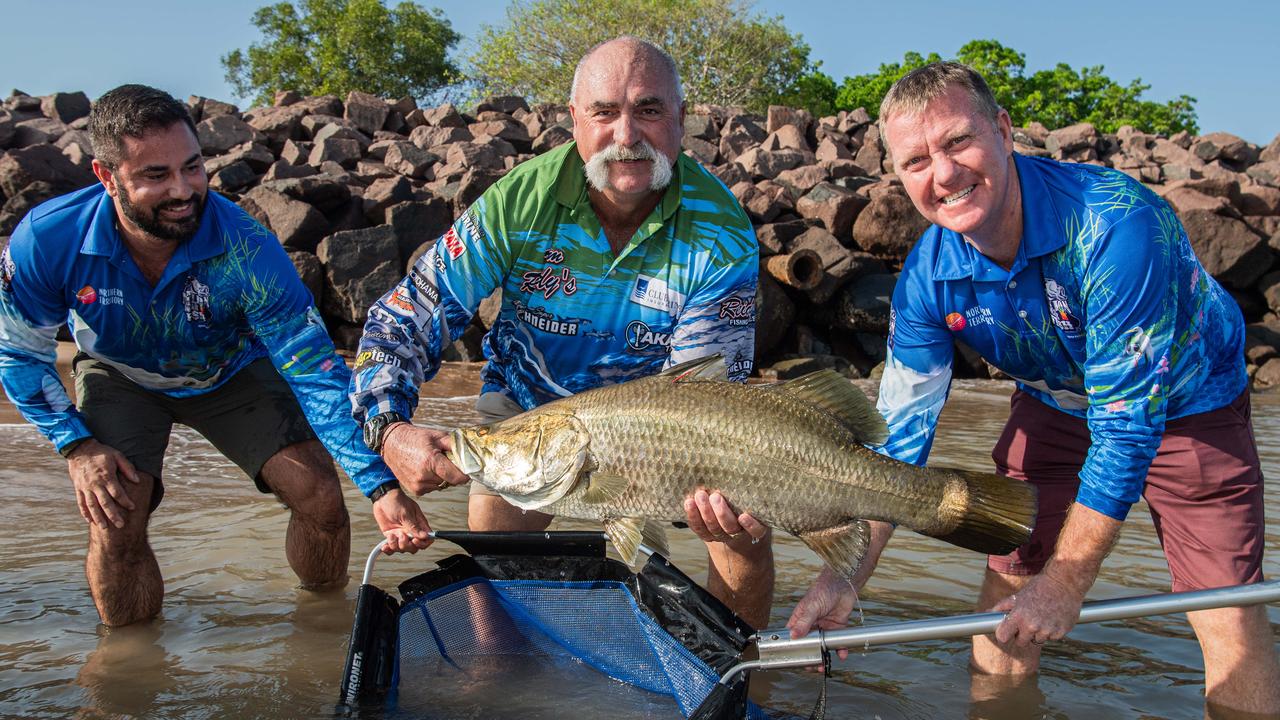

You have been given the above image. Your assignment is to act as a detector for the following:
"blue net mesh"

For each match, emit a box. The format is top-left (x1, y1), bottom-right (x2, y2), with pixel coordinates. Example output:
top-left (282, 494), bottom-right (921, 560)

top-left (393, 576), bottom-right (769, 719)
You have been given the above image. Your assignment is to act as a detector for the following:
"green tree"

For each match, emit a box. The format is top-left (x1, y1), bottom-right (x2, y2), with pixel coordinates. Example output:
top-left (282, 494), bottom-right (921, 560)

top-left (830, 39), bottom-right (1197, 135)
top-left (470, 0), bottom-right (817, 111)
top-left (222, 0), bottom-right (462, 107)
top-left (833, 51), bottom-right (942, 117)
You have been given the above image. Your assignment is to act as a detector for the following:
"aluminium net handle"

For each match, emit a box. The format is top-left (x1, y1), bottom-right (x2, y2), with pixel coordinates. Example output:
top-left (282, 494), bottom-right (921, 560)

top-left (731, 579), bottom-right (1280, 680)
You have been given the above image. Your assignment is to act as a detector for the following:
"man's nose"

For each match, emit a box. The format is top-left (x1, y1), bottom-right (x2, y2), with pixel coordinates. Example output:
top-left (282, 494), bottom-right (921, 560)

top-left (932, 152), bottom-right (961, 187)
top-left (614, 111), bottom-right (640, 146)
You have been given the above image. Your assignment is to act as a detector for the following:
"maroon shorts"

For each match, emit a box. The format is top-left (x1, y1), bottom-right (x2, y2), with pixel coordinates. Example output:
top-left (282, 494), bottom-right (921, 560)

top-left (988, 389), bottom-right (1265, 592)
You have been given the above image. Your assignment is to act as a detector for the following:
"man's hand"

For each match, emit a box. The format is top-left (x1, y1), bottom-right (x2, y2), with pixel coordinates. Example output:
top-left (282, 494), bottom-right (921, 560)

top-left (372, 489), bottom-right (434, 554)
top-left (683, 489), bottom-right (768, 550)
top-left (66, 439), bottom-right (140, 529)
top-left (786, 566), bottom-right (858, 660)
top-left (379, 423), bottom-right (470, 496)
top-left (993, 570), bottom-right (1083, 647)
top-left (992, 503), bottom-right (1121, 648)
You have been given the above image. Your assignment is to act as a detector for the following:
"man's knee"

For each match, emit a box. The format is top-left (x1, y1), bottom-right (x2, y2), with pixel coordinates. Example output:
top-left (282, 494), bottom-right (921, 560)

top-left (261, 442), bottom-right (346, 519)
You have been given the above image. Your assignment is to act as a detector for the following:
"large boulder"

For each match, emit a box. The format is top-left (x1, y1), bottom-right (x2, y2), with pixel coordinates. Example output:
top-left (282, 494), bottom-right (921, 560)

top-left (316, 225), bottom-right (403, 324)
top-left (795, 182), bottom-right (868, 239)
top-left (851, 186), bottom-right (930, 258)
top-left (239, 186), bottom-right (330, 252)
top-left (386, 198), bottom-right (453, 267)
top-left (196, 114), bottom-right (257, 155)
top-left (344, 91), bottom-right (390, 137)
top-left (1181, 209), bottom-right (1271, 289)
top-left (0, 143), bottom-right (96, 198)
top-left (40, 91), bottom-right (91, 124)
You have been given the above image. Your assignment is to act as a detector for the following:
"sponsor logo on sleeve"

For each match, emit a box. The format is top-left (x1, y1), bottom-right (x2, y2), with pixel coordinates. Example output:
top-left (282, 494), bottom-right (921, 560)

top-left (386, 286), bottom-right (417, 315)
top-left (717, 296), bottom-right (754, 326)
top-left (630, 274), bottom-right (684, 315)
top-left (460, 211), bottom-right (488, 246)
top-left (442, 227), bottom-right (467, 260)
top-left (626, 319), bottom-right (672, 351)
top-left (355, 347), bottom-right (403, 371)
top-left (408, 267), bottom-right (442, 308)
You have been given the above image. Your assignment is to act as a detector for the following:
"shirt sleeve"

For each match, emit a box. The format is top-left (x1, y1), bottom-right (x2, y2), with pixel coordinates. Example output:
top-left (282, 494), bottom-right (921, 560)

top-left (1076, 205), bottom-right (1178, 520)
top-left (235, 221), bottom-right (396, 496)
top-left (875, 270), bottom-right (955, 466)
top-left (350, 200), bottom-right (513, 424)
top-left (666, 223), bottom-right (758, 382)
top-left (0, 222), bottom-right (92, 452)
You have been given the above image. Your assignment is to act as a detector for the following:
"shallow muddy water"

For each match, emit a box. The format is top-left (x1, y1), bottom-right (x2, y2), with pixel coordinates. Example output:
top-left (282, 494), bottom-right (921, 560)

top-left (0, 362), bottom-right (1276, 719)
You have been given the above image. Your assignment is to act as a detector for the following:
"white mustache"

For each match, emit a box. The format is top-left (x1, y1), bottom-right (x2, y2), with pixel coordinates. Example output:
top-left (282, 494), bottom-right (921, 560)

top-left (584, 141), bottom-right (673, 192)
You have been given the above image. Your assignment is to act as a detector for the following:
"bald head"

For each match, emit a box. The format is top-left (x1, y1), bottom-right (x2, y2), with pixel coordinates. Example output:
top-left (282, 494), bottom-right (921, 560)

top-left (570, 36), bottom-right (684, 106)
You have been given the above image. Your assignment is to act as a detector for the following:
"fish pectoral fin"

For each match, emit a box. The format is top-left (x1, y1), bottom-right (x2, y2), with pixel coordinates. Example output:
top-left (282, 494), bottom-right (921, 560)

top-left (771, 370), bottom-right (888, 445)
top-left (796, 519), bottom-right (872, 586)
top-left (580, 472), bottom-right (630, 506)
top-left (603, 517), bottom-right (668, 568)
top-left (656, 354), bottom-right (728, 383)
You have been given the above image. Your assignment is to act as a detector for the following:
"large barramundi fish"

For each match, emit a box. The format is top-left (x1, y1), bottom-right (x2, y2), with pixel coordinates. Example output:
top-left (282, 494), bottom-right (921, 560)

top-left (447, 356), bottom-right (1036, 583)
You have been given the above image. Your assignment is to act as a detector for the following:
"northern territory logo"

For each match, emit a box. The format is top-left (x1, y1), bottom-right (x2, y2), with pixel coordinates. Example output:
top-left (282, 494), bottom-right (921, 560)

top-left (626, 320), bottom-right (671, 351)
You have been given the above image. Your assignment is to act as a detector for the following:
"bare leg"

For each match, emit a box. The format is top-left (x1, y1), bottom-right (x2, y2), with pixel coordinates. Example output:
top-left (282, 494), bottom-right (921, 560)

top-left (705, 531), bottom-right (774, 629)
top-left (1188, 604), bottom-right (1280, 716)
top-left (971, 567), bottom-right (1041, 675)
top-left (86, 472), bottom-right (163, 627)
top-left (260, 440), bottom-right (350, 589)
top-left (467, 494), bottom-right (554, 531)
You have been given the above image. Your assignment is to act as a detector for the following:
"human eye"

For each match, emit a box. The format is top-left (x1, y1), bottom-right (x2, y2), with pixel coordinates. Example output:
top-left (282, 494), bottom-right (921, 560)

top-left (948, 134), bottom-right (973, 150)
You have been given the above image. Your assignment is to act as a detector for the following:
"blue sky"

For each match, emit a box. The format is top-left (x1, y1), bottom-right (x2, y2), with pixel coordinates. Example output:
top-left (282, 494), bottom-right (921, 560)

top-left (3, 0), bottom-right (1276, 144)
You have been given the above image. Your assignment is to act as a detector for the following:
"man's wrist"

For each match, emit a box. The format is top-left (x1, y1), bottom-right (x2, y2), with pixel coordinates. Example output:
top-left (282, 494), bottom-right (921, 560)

top-left (368, 479), bottom-right (402, 503)
top-left (362, 411), bottom-right (408, 454)
top-left (59, 437), bottom-right (93, 459)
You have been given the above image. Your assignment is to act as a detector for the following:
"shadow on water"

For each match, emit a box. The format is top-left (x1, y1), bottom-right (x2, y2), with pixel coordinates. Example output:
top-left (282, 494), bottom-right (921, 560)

top-left (0, 369), bottom-right (1276, 719)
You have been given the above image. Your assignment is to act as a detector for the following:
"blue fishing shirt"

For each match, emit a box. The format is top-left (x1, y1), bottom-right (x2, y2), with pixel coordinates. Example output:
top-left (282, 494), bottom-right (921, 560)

top-left (878, 153), bottom-right (1247, 521)
top-left (350, 142), bottom-right (758, 494)
top-left (0, 184), bottom-right (394, 492)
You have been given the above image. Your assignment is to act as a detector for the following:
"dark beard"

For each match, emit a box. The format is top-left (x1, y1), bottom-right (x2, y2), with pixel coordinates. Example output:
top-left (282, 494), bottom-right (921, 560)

top-left (116, 182), bottom-right (206, 242)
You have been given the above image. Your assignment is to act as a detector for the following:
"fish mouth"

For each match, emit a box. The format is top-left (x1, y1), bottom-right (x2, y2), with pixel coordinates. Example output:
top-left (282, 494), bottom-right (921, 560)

top-left (447, 428), bottom-right (484, 478)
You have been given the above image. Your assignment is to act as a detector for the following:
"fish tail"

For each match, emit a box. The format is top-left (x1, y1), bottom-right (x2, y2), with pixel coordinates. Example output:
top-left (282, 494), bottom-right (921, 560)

top-left (931, 470), bottom-right (1037, 555)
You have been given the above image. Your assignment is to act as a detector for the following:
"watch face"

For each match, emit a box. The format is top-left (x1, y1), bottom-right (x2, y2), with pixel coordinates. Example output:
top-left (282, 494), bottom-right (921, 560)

top-left (363, 417), bottom-right (383, 450)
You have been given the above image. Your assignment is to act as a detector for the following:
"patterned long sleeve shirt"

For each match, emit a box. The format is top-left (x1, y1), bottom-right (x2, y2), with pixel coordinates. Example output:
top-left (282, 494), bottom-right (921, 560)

top-left (349, 142), bottom-right (758, 494)
top-left (0, 185), bottom-right (395, 492)
top-left (877, 154), bottom-right (1246, 520)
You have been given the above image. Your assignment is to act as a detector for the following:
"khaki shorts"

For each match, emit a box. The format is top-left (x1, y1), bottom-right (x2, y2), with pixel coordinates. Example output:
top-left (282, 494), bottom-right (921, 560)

top-left (72, 355), bottom-right (318, 512)
top-left (468, 392), bottom-right (526, 498)
top-left (988, 389), bottom-right (1264, 592)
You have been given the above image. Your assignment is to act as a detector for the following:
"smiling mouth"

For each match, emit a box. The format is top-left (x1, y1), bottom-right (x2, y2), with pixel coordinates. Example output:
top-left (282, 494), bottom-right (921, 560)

top-left (941, 186), bottom-right (975, 205)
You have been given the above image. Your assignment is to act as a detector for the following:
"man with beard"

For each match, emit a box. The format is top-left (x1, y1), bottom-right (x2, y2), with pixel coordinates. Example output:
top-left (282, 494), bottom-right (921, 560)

top-left (350, 37), bottom-right (774, 627)
top-left (0, 85), bottom-right (397, 626)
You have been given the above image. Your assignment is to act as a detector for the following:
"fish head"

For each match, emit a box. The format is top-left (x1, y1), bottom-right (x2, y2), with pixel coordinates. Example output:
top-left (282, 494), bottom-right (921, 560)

top-left (448, 410), bottom-right (592, 510)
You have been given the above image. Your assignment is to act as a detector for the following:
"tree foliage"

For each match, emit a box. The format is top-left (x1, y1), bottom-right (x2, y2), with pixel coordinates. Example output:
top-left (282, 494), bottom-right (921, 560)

top-left (222, 0), bottom-right (462, 107)
top-left (828, 40), bottom-right (1197, 135)
top-left (469, 0), bottom-right (816, 111)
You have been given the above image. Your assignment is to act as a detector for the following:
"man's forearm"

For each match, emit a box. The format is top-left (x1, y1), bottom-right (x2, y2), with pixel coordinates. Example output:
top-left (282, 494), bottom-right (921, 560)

top-left (1042, 502), bottom-right (1123, 596)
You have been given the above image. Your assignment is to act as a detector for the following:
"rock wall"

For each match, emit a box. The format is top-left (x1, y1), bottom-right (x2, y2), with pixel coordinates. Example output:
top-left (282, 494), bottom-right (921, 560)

top-left (4, 88), bottom-right (1280, 387)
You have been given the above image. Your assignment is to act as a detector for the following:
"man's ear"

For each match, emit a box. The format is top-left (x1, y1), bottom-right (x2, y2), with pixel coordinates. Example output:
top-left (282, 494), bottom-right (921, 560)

top-left (91, 159), bottom-right (117, 197)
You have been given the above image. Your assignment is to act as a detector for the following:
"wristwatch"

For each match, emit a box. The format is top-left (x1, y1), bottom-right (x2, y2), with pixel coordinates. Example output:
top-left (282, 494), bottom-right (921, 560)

top-left (363, 411), bottom-right (407, 455)
top-left (368, 479), bottom-right (402, 503)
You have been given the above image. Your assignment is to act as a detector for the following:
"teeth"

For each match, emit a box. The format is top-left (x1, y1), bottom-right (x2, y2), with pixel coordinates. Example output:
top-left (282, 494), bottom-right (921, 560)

top-left (941, 186), bottom-right (974, 205)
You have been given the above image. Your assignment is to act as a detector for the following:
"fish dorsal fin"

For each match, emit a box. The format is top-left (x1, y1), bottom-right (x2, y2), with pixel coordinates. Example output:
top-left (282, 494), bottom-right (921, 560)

top-left (796, 519), bottom-right (872, 585)
top-left (656, 354), bottom-right (727, 383)
top-left (580, 472), bottom-right (629, 506)
top-left (771, 370), bottom-right (888, 445)
top-left (603, 517), bottom-right (670, 568)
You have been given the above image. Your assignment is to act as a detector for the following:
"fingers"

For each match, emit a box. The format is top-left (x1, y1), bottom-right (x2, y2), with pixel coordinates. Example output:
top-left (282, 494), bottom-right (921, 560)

top-left (684, 489), bottom-right (745, 542)
top-left (735, 510), bottom-right (768, 542)
top-left (374, 492), bottom-right (436, 554)
top-left (113, 451), bottom-right (141, 485)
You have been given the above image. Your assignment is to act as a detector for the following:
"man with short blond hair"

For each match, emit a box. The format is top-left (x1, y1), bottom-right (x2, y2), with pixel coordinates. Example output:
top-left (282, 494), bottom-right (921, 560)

top-left (781, 61), bottom-right (1279, 714)
top-left (349, 37), bottom-right (776, 627)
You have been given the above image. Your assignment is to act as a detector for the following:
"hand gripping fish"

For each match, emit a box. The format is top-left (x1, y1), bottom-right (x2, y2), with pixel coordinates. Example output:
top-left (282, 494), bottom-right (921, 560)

top-left (448, 356), bottom-right (1036, 584)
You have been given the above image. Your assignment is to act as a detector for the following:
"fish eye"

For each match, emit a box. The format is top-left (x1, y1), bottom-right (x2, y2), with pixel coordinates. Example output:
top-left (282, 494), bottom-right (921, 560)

top-left (475, 427), bottom-right (489, 437)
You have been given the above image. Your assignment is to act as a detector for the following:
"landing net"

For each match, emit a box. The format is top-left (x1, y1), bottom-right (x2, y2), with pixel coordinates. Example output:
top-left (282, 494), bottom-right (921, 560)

top-left (339, 531), bottom-right (774, 719)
